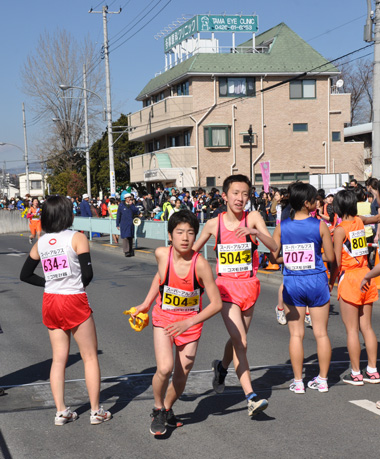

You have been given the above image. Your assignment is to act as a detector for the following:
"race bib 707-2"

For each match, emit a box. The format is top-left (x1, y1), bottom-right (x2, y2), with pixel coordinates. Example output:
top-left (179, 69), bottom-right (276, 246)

top-left (283, 243), bottom-right (315, 271)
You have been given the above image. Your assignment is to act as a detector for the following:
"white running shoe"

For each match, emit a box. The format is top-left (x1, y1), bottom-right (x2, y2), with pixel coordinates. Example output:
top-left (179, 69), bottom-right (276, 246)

top-left (55, 407), bottom-right (78, 426)
top-left (304, 314), bottom-right (312, 327)
top-left (275, 306), bottom-right (287, 325)
top-left (90, 406), bottom-right (111, 425)
top-left (307, 376), bottom-right (328, 393)
top-left (289, 380), bottom-right (305, 394)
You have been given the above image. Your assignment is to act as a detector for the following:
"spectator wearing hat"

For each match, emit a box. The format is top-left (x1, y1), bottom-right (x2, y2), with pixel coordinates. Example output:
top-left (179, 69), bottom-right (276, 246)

top-left (161, 195), bottom-right (176, 221)
top-left (116, 193), bottom-right (139, 257)
top-left (80, 194), bottom-right (92, 218)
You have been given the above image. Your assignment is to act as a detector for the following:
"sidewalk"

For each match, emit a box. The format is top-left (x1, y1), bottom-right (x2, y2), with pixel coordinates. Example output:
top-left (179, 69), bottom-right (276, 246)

top-left (88, 234), bottom-right (284, 286)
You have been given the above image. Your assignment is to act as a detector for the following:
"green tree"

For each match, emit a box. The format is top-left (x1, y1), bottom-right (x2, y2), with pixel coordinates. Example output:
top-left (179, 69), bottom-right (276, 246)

top-left (89, 113), bottom-right (143, 195)
top-left (47, 170), bottom-right (86, 196)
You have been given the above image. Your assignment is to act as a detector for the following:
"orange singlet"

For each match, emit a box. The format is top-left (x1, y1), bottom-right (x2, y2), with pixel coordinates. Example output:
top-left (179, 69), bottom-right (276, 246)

top-left (214, 211), bottom-right (260, 311)
top-left (152, 247), bottom-right (204, 346)
top-left (338, 216), bottom-right (378, 305)
top-left (28, 206), bottom-right (42, 236)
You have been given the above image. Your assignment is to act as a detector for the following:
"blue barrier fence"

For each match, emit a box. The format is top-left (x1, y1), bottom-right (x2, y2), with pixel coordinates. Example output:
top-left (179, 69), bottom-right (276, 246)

top-left (71, 217), bottom-right (275, 260)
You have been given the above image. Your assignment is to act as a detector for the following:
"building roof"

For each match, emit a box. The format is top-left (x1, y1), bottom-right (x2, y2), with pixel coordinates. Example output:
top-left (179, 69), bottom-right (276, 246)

top-left (137, 22), bottom-right (338, 100)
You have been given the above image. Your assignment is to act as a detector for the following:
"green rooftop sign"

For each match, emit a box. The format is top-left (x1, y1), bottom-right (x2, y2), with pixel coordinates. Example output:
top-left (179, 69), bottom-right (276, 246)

top-left (164, 15), bottom-right (258, 53)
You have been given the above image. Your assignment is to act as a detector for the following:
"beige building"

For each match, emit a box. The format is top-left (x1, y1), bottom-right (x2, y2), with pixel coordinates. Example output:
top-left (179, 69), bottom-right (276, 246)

top-left (18, 172), bottom-right (46, 198)
top-left (129, 22), bottom-right (364, 190)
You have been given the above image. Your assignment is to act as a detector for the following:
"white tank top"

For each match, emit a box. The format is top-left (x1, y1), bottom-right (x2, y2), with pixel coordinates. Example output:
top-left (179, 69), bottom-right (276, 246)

top-left (37, 230), bottom-right (84, 294)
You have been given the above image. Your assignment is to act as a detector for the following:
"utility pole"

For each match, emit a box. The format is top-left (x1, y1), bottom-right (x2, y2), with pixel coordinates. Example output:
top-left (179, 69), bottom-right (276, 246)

top-left (366, 1), bottom-right (380, 177)
top-left (22, 103), bottom-right (30, 195)
top-left (90, 5), bottom-right (121, 197)
top-left (83, 64), bottom-right (91, 197)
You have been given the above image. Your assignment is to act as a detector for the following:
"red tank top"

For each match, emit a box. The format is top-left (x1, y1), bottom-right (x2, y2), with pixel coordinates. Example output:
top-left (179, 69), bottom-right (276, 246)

top-left (214, 211), bottom-right (259, 279)
top-left (338, 216), bottom-right (368, 272)
top-left (157, 247), bottom-right (204, 313)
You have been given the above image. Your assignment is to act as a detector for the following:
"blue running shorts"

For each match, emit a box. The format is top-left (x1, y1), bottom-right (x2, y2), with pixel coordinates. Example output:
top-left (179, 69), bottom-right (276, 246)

top-left (283, 272), bottom-right (330, 307)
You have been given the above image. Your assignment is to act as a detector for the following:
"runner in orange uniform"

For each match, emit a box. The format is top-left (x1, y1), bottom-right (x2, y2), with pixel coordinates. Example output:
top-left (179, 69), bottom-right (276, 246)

top-left (330, 189), bottom-right (380, 385)
top-left (27, 198), bottom-right (42, 244)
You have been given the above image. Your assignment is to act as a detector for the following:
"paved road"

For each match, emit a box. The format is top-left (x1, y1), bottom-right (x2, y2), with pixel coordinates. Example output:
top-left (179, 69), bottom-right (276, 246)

top-left (1, 233), bottom-right (380, 458)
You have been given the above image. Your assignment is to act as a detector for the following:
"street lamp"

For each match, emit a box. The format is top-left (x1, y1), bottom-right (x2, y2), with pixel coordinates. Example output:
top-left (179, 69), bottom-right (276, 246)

top-left (60, 81), bottom-right (115, 197)
top-left (52, 117), bottom-right (91, 197)
top-left (0, 142), bottom-right (30, 196)
top-left (59, 71), bottom-right (113, 197)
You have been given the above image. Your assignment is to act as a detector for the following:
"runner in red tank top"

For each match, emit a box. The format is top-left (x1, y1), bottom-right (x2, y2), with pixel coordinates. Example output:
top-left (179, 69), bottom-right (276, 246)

top-left (132, 210), bottom-right (222, 435)
top-left (193, 174), bottom-right (277, 418)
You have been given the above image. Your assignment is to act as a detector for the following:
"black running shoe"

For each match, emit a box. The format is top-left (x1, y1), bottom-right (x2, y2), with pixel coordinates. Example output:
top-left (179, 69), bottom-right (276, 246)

top-left (166, 408), bottom-right (183, 428)
top-left (150, 408), bottom-right (167, 435)
top-left (212, 359), bottom-right (228, 394)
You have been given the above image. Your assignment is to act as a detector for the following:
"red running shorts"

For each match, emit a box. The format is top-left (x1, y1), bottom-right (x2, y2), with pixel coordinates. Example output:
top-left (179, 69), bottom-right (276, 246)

top-left (42, 292), bottom-right (93, 330)
top-left (152, 303), bottom-right (203, 347)
top-left (216, 276), bottom-right (261, 311)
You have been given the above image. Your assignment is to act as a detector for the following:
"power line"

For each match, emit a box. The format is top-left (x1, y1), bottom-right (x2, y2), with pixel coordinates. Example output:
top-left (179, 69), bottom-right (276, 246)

top-left (109, 0), bottom-right (166, 46)
top-left (306, 15), bottom-right (366, 43)
top-left (110, 0), bottom-right (172, 54)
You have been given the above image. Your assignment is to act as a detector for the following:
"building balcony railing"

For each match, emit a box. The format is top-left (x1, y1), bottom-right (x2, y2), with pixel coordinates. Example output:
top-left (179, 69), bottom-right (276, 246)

top-left (128, 96), bottom-right (194, 142)
top-left (130, 146), bottom-right (196, 183)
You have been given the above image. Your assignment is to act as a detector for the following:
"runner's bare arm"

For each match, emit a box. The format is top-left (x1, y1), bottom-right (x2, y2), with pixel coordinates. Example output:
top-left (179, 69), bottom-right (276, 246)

top-left (132, 247), bottom-right (168, 316)
top-left (164, 256), bottom-right (222, 337)
top-left (235, 211), bottom-right (277, 252)
top-left (269, 224), bottom-right (283, 264)
top-left (358, 214), bottom-right (380, 225)
top-left (192, 219), bottom-right (216, 252)
top-left (329, 226), bottom-right (345, 289)
top-left (72, 231), bottom-right (90, 255)
top-left (320, 221), bottom-right (335, 263)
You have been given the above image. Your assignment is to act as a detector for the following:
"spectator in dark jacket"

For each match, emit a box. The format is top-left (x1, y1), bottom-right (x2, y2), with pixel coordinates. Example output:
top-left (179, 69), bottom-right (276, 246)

top-left (79, 194), bottom-right (92, 217)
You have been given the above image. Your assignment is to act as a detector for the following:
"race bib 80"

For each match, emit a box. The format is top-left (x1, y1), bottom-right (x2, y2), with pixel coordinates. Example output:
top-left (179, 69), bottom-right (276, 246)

top-left (349, 229), bottom-right (368, 257)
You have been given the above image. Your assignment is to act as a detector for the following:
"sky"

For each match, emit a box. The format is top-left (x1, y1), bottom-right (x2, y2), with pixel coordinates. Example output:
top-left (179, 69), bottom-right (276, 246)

top-left (0, 0), bottom-right (372, 173)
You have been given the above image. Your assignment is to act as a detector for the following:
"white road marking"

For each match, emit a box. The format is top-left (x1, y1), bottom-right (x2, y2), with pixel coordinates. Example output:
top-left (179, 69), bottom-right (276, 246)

top-left (7, 248), bottom-right (27, 257)
top-left (349, 399), bottom-right (380, 416)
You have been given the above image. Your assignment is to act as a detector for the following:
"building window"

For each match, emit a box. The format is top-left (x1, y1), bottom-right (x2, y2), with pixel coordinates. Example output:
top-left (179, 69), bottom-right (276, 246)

top-left (184, 131), bottom-right (191, 146)
top-left (169, 135), bottom-right (180, 147)
top-left (290, 80), bottom-right (316, 99)
top-left (148, 142), bottom-right (154, 152)
top-left (206, 177), bottom-right (216, 187)
top-left (219, 77), bottom-right (256, 97)
top-left (332, 131), bottom-right (341, 142)
top-left (254, 172), bottom-right (309, 182)
top-left (154, 92), bottom-right (165, 103)
top-left (293, 123), bottom-right (308, 132)
top-left (31, 180), bottom-right (42, 190)
top-left (204, 126), bottom-right (231, 147)
top-left (177, 81), bottom-right (189, 96)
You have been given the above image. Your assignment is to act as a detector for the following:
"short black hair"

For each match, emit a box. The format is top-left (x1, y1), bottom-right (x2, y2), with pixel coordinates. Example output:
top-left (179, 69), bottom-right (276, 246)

top-left (333, 189), bottom-right (357, 217)
top-left (353, 185), bottom-right (366, 202)
top-left (41, 195), bottom-right (74, 233)
top-left (289, 182), bottom-right (317, 212)
top-left (168, 210), bottom-right (199, 235)
top-left (222, 174), bottom-right (251, 194)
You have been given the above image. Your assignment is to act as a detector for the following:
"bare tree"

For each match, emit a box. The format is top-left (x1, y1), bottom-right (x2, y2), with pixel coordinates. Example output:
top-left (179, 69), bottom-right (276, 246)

top-left (21, 29), bottom-right (104, 168)
top-left (335, 57), bottom-right (373, 126)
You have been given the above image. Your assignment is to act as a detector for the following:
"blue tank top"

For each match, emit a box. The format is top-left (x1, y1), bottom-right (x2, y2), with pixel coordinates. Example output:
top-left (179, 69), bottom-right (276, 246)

top-left (281, 217), bottom-right (326, 276)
